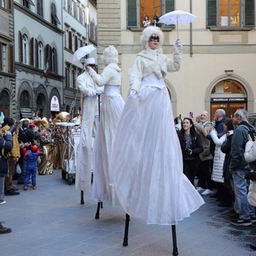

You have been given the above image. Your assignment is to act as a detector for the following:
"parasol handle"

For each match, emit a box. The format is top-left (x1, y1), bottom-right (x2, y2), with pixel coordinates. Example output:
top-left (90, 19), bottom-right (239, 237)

top-left (177, 16), bottom-right (179, 38)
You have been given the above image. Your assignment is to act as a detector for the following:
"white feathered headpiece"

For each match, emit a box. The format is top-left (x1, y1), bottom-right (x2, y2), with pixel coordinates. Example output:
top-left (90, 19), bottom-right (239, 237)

top-left (140, 26), bottom-right (164, 51)
top-left (101, 46), bottom-right (118, 66)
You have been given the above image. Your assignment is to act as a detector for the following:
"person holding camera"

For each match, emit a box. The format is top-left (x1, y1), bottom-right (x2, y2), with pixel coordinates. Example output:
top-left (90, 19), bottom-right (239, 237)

top-left (0, 126), bottom-right (13, 205)
top-left (2, 117), bottom-right (20, 196)
top-left (178, 117), bottom-right (203, 186)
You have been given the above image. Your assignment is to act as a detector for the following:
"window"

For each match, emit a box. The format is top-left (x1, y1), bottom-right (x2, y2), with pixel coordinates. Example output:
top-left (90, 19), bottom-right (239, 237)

top-left (51, 3), bottom-right (61, 26)
top-left (1, 0), bottom-right (5, 8)
top-left (23, 0), bottom-right (35, 8)
top-left (127, 0), bottom-right (174, 28)
top-left (20, 90), bottom-right (30, 108)
top-left (207, 0), bottom-right (255, 28)
top-left (23, 34), bottom-right (28, 64)
top-left (68, 0), bottom-right (72, 14)
top-left (37, 0), bottom-right (43, 17)
top-left (38, 41), bottom-right (43, 69)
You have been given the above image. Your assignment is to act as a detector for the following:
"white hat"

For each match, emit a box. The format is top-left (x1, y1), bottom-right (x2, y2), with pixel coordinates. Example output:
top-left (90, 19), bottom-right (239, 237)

top-left (86, 57), bottom-right (96, 65)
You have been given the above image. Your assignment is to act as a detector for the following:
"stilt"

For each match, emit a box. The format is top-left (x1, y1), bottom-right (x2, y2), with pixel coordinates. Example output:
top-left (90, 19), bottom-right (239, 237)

top-left (80, 190), bottom-right (84, 204)
top-left (95, 202), bottom-right (101, 219)
top-left (171, 225), bottom-right (179, 256)
top-left (123, 213), bottom-right (130, 246)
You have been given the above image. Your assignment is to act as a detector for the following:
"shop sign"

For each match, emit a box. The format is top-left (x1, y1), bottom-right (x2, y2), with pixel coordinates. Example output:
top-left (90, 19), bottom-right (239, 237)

top-left (50, 96), bottom-right (60, 111)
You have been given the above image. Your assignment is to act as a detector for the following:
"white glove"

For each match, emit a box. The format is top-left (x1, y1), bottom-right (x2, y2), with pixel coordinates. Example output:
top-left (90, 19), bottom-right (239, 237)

top-left (175, 39), bottom-right (182, 47)
top-left (87, 89), bottom-right (97, 97)
top-left (130, 89), bottom-right (137, 95)
top-left (96, 89), bottom-right (102, 95)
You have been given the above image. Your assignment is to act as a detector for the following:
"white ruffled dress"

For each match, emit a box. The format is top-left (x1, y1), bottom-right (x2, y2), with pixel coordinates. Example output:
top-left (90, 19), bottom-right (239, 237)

top-left (111, 51), bottom-right (204, 225)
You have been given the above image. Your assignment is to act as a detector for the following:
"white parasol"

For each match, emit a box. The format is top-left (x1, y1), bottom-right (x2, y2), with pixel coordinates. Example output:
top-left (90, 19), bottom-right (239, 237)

top-left (159, 10), bottom-right (197, 37)
top-left (72, 45), bottom-right (95, 63)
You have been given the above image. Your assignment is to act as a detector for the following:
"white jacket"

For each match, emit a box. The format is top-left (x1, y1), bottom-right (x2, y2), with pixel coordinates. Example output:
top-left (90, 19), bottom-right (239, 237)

top-left (130, 45), bottom-right (182, 92)
top-left (209, 130), bottom-right (226, 183)
top-left (248, 181), bottom-right (256, 207)
top-left (244, 140), bottom-right (256, 163)
top-left (88, 63), bottom-right (121, 86)
top-left (76, 71), bottom-right (97, 96)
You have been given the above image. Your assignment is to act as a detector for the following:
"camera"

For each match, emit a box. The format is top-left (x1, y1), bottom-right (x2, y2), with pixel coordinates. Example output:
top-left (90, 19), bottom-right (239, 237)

top-left (8, 125), bottom-right (16, 134)
top-left (185, 148), bottom-right (191, 155)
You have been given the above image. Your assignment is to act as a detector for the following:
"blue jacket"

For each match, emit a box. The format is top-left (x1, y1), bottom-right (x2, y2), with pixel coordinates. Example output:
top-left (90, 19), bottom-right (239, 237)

top-left (229, 121), bottom-right (255, 170)
top-left (0, 133), bottom-right (13, 177)
top-left (25, 150), bottom-right (43, 171)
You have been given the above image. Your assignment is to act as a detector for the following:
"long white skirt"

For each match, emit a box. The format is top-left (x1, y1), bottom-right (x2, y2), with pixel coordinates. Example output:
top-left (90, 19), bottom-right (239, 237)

top-left (92, 95), bottom-right (125, 205)
top-left (111, 86), bottom-right (204, 225)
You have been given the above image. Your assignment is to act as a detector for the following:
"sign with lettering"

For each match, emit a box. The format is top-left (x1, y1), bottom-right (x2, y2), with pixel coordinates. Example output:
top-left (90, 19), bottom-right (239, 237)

top-left (50, 96), bottom-right (60, 111)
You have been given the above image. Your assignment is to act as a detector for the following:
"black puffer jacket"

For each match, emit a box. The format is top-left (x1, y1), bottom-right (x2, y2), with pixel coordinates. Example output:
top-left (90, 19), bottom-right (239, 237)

top-left (178, 132), bottom-right (203, 165)
top-left (0, 133), bottom-right (13, 177)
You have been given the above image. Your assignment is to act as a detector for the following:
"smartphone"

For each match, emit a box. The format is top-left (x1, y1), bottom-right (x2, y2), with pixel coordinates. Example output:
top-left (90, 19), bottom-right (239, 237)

top-left (189, 112), bottom-right (194, 119)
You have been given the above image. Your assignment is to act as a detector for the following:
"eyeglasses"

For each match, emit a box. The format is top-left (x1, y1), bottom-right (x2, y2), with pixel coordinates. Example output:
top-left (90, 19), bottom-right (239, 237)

top-left (149, 36), bottom-right (159, 42)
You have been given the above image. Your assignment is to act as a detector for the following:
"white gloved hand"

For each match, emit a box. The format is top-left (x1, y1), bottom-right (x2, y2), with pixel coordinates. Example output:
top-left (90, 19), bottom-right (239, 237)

top-left (175, 39), bottom-right (182, 47)
top-left (87, 89), bottom-right (97, 97)
top-left (96, 89), bottom-right (102, 95)
top-left (130, 89), bottom-right (137, 95)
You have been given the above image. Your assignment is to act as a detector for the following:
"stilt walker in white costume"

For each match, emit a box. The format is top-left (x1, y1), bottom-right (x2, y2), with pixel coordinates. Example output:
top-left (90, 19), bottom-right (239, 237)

top-left (87, 46), bottom-right (125, 216)
top-left (75, 58), bottom-right (99, 198)
top-left (110, 26), bottom-right (204, 254)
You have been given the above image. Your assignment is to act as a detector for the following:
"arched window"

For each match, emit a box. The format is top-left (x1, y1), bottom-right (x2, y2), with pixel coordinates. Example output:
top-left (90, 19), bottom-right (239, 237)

top-left (22, 34), bottom-right (29, 64)
top-left (20, 90), bottom-right (30, 108)
top-left (38, 42), bottom-right (43, 69)
top-left (210, 79), bottom-right (247, 118)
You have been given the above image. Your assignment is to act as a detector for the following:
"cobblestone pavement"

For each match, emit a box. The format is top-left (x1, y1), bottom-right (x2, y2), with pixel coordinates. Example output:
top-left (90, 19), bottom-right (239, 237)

top-left (1, 169), bottom-right (256, 256)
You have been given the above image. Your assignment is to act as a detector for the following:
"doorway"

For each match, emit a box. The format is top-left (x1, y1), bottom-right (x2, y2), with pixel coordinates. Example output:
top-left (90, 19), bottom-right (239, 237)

top-left (210, 79), bottom-right (247, 119)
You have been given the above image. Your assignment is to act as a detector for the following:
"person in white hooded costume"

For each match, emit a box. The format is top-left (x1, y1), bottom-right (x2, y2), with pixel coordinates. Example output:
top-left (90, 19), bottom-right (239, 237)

top-left (75, 58), bottom-right (98, 192)
top-left (110, 26), bottom-right (204, 225)
top-left (87, 46), bottom-right (125, 205)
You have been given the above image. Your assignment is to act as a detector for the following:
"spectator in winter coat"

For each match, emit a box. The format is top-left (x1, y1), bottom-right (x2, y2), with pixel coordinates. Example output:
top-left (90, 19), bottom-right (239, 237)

top-left (229, 109), bottom-right (256, 226)
top-left (0, 128), bottom-right (13, 205)
top-left (2, 117), bottom-right (20, 196)
top-left (178, 117), bottom-right (203, 186)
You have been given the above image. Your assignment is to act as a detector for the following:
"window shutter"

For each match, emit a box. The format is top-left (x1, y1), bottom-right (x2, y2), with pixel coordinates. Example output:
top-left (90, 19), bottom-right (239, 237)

top-left (245, 0), bottom-right (255, 27)
top-left (8, 0), bottom-right (12, 10)
top-left (69, 31), bottom-right (72, 50)
top-left (207, 0), bottom-right (217, 27)
top-left (29, 37), bottom-right (34, 66)
top-left (35, 39), bottom-right (38, 68)
top-left (127, 0), bottom-right (137, 28)
top-left (0, 43), bottom-right (2, 71)
top-left (165, 0), bottom-right (174, 12)
top-left (9, 45), bottom-right (14, 74)
top-left (47, 45), bottom-right (52, 72)
top-left (75, 35), bottom-right (78, 51)
top-left (18, 31), bottom-right (23, 62)
top-left (164, 0), bottom-right (175, 28)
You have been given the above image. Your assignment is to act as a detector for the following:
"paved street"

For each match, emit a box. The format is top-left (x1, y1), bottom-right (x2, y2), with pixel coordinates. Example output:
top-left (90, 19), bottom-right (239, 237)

top-left (1, 169), bottom-right (256, 256)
